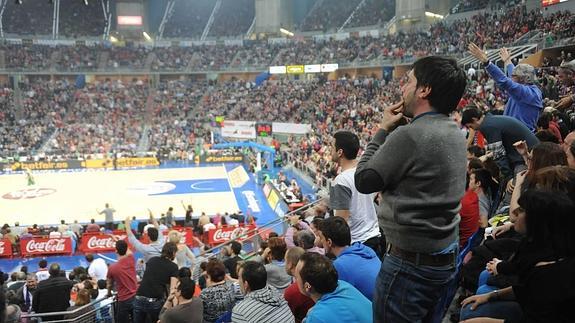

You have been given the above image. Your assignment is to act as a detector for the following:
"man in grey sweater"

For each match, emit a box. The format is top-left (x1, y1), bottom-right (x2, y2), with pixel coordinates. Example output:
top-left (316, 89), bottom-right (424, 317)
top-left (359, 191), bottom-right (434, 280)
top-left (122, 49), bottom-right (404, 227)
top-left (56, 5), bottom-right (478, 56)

top-left (355, 56), bottom-right (468, 322)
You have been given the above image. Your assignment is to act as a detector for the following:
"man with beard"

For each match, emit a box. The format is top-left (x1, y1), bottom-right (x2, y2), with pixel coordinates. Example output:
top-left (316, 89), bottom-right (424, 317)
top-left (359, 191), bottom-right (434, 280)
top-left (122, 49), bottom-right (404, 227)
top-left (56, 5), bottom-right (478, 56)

top-left (8, 274), bottom-right (37, 313)
top-left (355, 56), bottom-right (467, 322)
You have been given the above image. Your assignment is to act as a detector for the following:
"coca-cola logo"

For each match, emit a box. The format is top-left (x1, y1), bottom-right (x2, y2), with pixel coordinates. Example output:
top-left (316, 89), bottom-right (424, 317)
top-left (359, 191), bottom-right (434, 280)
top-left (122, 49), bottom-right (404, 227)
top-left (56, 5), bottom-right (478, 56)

top-left (212, 227), bottom-right (248, 242)
top-left (3, 188), bottom-right (57, 200)
top-left (26, 239), bottom-right (66, 253)
top-left (87, 236), bottom-right (115, 249)
top-left (86, 235), bottom-right (126, 250)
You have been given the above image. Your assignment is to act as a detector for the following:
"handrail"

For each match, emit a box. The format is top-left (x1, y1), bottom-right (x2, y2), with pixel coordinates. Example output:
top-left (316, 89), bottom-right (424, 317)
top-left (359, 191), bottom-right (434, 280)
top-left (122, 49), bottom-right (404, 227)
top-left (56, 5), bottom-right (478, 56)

top-left (21, 294), bottom-right (115, 320)
top-left (203, 197), bottom-right (326, 255)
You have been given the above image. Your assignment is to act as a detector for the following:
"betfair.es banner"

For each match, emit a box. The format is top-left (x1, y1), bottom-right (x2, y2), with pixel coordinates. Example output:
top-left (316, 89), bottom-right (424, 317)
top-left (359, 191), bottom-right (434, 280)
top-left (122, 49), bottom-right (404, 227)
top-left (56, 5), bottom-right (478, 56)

top-left (84, 157), bottom-right (160, 169)
top-left (10, 160), bottom-right (83, 171)
top-left (202, 154), bottom-right (244, 163)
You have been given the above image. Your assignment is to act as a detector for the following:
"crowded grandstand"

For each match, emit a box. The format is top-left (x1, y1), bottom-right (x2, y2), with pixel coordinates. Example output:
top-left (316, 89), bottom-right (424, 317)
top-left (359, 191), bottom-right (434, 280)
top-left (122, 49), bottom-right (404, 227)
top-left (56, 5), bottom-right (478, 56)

top-left (1, 0), bottom-right (575, 322)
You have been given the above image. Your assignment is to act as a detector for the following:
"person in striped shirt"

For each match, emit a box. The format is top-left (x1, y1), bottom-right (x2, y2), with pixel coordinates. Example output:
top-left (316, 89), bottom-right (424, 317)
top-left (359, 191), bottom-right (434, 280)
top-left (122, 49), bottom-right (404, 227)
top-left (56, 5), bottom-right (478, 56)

top-left (232, 261), bottom-right (294, 323)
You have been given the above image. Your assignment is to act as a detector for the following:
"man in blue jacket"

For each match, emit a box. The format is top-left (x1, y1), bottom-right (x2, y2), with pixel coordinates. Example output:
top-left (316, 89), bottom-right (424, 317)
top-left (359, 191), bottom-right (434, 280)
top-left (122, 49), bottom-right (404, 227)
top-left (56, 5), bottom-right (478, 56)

top-left (317, 216), bottom-right (380, 300)
top-left (295, 253), bottom-right (372, 323)
top-left (468, 43), bottom-right (543, 132)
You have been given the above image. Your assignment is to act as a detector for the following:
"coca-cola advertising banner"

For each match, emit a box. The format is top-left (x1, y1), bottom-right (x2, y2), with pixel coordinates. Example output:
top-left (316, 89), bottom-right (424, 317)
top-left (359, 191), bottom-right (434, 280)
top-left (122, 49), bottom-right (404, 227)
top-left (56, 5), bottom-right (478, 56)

top-left (79, 233), bottom-right (128, 253)
top-left (20, 237), bottom-right (73, 256)
top-left (208, 225), bottom-right (256, 245)
top-left (0, 239), bottom-right (13, 257)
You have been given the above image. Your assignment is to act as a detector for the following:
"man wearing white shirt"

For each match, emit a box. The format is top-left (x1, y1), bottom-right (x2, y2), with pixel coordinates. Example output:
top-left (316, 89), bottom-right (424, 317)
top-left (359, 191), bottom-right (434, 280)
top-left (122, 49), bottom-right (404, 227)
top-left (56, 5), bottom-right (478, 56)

top-left (11, 222), bottom-right (26, 237)
top-left (86, 254), bottom-right (108, 281)
top-left (70, 220), bottom-right (83, 237)
top-left (57, 220), bottom-right (69, 234)
top-left (329, 131), bottom-right (383, 258)
top-left (35, 259), bottom-right (50, 282)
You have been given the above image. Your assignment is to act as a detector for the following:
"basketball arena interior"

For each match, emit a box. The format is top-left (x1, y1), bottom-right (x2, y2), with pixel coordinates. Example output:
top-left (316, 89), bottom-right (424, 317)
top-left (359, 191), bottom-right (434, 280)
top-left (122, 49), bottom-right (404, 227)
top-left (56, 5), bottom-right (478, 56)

top-left (0, 0), bottom-right (574, 322)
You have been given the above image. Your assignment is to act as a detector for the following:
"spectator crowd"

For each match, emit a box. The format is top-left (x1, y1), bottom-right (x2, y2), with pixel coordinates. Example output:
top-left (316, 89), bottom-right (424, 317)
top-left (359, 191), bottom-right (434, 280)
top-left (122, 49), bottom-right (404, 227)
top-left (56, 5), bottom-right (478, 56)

top-left (1, 6), bottom-right (573, 72)
top-left (2, 3), bottom-right (575, 323)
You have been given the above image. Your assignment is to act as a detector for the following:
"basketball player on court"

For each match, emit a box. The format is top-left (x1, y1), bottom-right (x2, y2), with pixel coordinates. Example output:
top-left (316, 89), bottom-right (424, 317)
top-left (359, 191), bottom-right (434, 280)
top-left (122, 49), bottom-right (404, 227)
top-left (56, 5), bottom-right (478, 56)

top-left (25, 168), bottom-right (35, 186)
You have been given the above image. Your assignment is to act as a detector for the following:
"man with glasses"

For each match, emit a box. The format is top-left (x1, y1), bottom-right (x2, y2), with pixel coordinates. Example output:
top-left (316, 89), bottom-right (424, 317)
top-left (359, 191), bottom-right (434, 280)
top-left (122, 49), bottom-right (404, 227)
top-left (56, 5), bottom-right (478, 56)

top-left (468, 43), bottom-right (543, 132)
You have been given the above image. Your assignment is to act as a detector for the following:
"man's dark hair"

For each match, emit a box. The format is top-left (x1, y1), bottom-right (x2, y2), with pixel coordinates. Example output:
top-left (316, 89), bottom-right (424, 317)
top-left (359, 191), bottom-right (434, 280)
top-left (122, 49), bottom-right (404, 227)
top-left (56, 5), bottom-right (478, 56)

top-left (461, 106), bottom-right (483, 126)
top-left (147, 227), bottom-right (159, 241)
top-left (318, 216), bottom-right (351, 247)
top-left (85, 254), bottom-right (94, 262)
top-left (178, 277), bottom-right (196, 300)
top-left (333, 131), bottom-right (360, 160)
top-left (48, 263), bottom-right (60, 277)
top-left (206, 259), bottom-right (226, 283)
top-left (115, 240), bottom-right (128, 256)
top-left (467, 145), bottom-right (485, 158)
top-left (61, 220), bottom-right (65, 225)
top-left (239, 261), bottom-right (267, 291)
top-left (467, 158), bottom-right (484, 172)
top-left (299, 253), bottom-right (338, 294)
top-left (161, 242), bottom-right (178, 260)
top-left (38, 259), bottom-right (47, 269)
top-left (90, 219), bottom-right (95, 224)
top-left (537, 112), bottom-right (552, 130)
top-left (471, 168), bottom-right (497, 200)
top-left (411, 56), bottom-right (467, 114)
top-left (535, 130), bottom-right (560, 144)
top-left (178, 267), bottom-right (191, 279)
top-left (97, 279), bottom-right (106, 289)
top-left (267, 237), bottom-right (287, 261)
top-left (230, 241), bottom-right (242, 256)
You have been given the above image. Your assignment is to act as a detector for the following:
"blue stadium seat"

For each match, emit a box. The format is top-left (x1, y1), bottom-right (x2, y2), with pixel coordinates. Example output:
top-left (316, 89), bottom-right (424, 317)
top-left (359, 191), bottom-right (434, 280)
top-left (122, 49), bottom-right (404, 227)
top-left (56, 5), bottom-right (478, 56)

top-left (215, 311), bottom-right (232, 323)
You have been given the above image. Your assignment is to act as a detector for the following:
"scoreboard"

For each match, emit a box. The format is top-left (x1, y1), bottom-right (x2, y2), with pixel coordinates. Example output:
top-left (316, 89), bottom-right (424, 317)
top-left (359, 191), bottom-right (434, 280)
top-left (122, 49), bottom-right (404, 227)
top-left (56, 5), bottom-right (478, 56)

top-left (256, 122), bottom-right (272, 137)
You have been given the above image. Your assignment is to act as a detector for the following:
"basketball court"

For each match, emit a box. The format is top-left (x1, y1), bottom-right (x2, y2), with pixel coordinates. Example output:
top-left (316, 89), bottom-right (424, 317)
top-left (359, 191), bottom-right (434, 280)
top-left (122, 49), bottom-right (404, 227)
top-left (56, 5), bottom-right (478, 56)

top-left (0, 164), bottom-right (258, 226)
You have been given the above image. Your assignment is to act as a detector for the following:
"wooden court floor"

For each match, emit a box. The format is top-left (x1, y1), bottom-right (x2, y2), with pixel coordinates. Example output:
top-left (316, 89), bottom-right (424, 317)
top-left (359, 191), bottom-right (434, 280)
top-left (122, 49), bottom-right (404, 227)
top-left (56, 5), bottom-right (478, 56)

top-left (0, 165), bottom-right (240, 226)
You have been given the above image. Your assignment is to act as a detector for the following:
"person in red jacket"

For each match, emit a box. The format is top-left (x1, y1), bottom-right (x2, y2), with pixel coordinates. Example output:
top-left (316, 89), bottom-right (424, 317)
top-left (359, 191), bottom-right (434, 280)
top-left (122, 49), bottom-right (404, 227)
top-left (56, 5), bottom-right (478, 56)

top-left (283, 247), bottom-right (313, 323)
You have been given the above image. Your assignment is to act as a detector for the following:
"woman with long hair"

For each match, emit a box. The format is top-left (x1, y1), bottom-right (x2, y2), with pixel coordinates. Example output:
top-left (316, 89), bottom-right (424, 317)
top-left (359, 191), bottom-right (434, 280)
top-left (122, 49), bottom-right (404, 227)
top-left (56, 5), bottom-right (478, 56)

top-left (494, 142), bottom-right (567, 237)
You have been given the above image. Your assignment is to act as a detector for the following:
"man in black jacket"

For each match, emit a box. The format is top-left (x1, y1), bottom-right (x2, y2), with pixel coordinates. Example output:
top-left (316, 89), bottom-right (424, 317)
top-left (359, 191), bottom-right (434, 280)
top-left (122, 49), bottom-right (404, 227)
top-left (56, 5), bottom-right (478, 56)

top-left (32, 263), bottom-right (74, 320)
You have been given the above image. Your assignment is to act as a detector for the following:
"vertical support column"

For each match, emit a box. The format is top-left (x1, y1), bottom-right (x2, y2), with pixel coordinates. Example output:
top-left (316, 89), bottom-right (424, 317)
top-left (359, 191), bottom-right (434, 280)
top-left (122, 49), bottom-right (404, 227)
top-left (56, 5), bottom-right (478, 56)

top-left (52, 0), bottom-right (60, 39)
top-left (0, 0), bottom-right (6, 38)
top-left (157, 0), bottom-right (175, 40)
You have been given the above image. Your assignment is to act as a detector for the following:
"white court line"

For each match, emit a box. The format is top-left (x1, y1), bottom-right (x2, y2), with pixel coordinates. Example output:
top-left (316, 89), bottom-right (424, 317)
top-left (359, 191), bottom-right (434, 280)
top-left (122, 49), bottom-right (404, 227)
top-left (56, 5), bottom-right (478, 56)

top-left (97, 253), bottom-right (118, 263)
top-left (222, 163), bottom-right (240, 211)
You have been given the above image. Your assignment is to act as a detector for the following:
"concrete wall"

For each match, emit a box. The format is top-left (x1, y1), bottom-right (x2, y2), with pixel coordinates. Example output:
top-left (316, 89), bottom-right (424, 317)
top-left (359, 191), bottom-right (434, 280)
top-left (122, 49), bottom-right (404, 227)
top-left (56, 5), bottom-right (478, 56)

top-left (255, 0), bottom-right (293, 34)
top-left (520, 50), bottom-right (544, 67)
